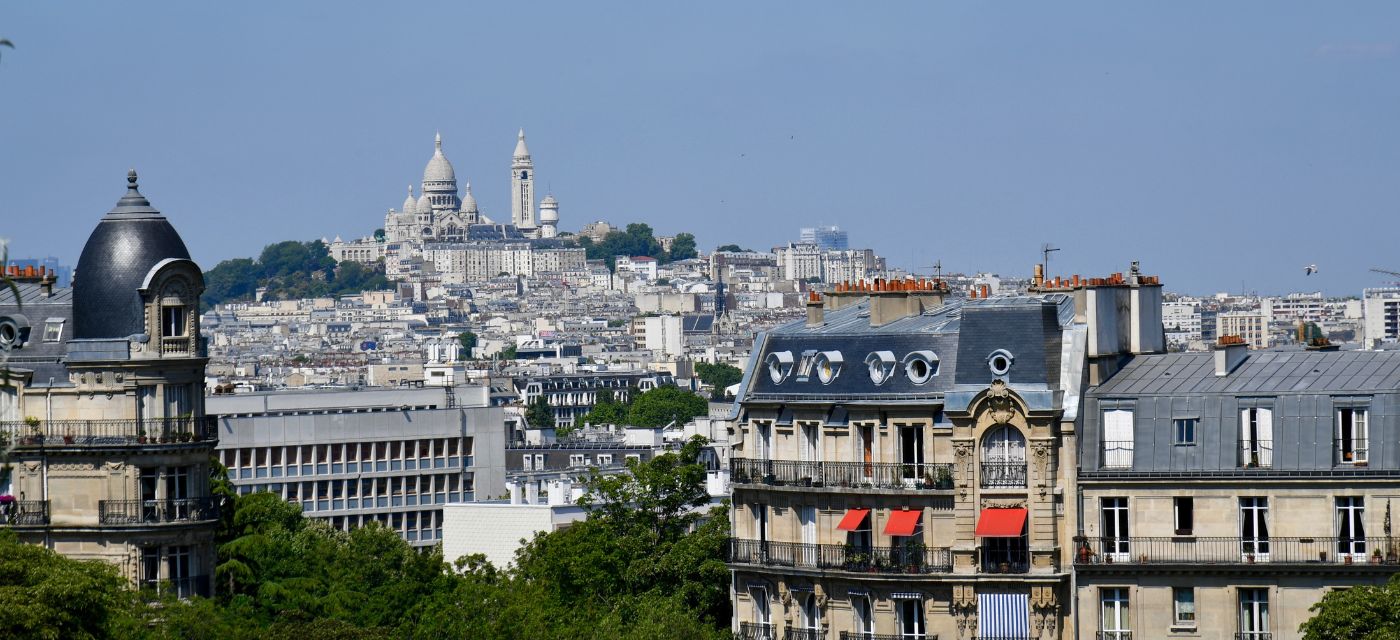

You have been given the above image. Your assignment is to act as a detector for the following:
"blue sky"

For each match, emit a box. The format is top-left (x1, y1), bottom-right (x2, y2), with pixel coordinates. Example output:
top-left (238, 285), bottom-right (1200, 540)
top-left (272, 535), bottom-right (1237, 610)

top-left (2, 2), bottom-right (1398, 295)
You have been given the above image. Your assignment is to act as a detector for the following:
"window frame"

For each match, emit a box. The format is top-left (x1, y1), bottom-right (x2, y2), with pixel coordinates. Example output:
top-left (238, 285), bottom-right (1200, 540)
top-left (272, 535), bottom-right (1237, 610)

top-left (1172, 587), bottom-right (1196, 627)
top-left (1174, 497), bottom-right (1195, 536)
top-left (42, 319), bottom-right (64, 343)
top-left (1172, 418), bottom-right (1198, 446)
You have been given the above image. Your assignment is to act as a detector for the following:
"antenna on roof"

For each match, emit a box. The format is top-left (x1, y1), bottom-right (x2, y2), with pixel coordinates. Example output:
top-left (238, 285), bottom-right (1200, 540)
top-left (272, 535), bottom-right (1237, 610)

top-left (1041, 243), bottom-right (1059, 281)
top-left (921, 261), bottom-right (943, 282)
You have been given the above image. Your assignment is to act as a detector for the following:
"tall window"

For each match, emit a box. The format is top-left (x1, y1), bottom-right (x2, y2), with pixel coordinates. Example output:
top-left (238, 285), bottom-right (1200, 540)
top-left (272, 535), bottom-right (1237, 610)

top-left (798, 506), bottom-right (817, 566)
top-left (1337, 497), bottom-right (1366, 560)
top-left (1240, 406), bottom-right (1273, 468)
top-left (898, 598), bottom-right (925, 640)
top-left (982, 425), bottom-right (1027, 487)
top-left (1239, 588), bottom-right (1269, 638)
top-left (1240, 497), bottom-right (1271, 559)
top-left (1102, 409), bottom-right (1134, 468)
top-left (800, 423), bottom-right (819, 463)
top-left (756, 422), bottom-right (772, 460)
top-left (166, 545), bottom-right (192, 597)
top-left (1174, 497), bottom-right (1194, 536)
top-left (162, 305), bottom-right (187, 338)
top-left (1173, 587), bottom-right (1196, 627)
top-left (851, 596), bottom-right (873, 639)
top-left (900, 425), bottom-right (924, 481)
top-left (1100, 588), bottom-right (1130, 639)
top-left (1101, 498), bottom-right (1131, 561)
top-left (1338, 407), bottom-right (1369, 464)
top-left (846, 510), bottom-right (872, 552)
top-left (801, 593), bottom-right (821, 632)
top-left (750, 586), bottom-right (771, 626)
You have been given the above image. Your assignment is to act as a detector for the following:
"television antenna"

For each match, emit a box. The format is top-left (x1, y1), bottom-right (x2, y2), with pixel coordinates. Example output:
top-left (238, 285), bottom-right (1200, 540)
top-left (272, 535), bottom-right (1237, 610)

top-left (1041, 243), bottom-right (1060, 277)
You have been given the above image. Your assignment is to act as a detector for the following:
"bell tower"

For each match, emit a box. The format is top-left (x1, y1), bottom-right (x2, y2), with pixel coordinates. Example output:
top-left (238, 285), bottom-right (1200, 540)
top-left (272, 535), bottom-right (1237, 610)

top-left (510, 129), bottom-right (536, 231)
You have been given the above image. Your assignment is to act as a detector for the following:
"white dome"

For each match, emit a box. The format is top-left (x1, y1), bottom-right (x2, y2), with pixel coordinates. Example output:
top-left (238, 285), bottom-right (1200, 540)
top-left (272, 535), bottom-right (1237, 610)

top-left (417, 193), bottom-right (433, 212)
top-left (423, 133), bottom-right (456, 184)
top-left (402, 186), bottom-right (417, 215)
top-left (513, 128), bottom-right (530, 159)
top-left (461, 182), bottom-right (478, 213)
top-left (539, 194), bottom-right (559, 223)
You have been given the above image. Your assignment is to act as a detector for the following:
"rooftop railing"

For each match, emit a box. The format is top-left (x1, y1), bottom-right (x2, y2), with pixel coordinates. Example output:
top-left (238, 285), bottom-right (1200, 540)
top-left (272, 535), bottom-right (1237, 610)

top-left (728, 538), bottom-right (954, 574)
top-left (1074, 536), bottom-right (1400, 566)
top-left (731, 458), bottom-right (954, 491)
top-left (0, 416), bottom-right (217, 449)
top-left (0, 500), bottom-right (49, 526)
top-left (98, 498), bottom-right (220, 526)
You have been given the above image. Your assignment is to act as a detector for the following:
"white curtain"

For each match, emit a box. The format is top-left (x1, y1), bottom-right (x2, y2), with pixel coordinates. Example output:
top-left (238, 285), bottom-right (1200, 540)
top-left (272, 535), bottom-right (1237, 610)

top-left (1103, 410), bottom-right (1134, 468)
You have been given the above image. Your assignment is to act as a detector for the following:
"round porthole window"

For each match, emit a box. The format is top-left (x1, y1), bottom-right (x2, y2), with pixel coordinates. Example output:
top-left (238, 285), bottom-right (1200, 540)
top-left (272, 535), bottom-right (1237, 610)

top-left (988, 349), bottom-right (1014, 376)
top-left (766, 351), bottom-right (795, 384)
top-left (865, 351), bottom-right (896, 385)
top-left (0, 323), bottom-right (15, 346)
top-left (902, 350), bottom-right (939, 385)
top-left (816, 351), bottom-right (844, 385)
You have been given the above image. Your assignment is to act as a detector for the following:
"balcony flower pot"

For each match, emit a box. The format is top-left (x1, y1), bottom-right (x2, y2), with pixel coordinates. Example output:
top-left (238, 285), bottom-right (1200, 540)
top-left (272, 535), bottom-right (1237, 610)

top-left (1319, 551), bottom-right (1328, 562)
top-left (999, 561), bottom-right (1010, 573)
top-left (1246, 554), bottom-right (1255, 564)
top-left (62, 434), bottom-right (74, 445)
top-left (1344, 555), bottom-right (1353, 565)
top-left (1373, 551), bottom-right (1383, 565)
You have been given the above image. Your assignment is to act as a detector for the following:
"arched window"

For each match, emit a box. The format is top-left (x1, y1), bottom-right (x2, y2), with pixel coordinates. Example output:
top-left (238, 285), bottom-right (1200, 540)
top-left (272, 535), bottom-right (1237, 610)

top-left (801, 593), bottom-right (821, 631)
top-left (982, 425), bottom-right (1026, 464)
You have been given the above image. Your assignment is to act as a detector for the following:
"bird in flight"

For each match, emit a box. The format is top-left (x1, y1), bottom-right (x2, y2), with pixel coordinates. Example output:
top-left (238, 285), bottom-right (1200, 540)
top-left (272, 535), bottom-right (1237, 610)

top-left (1304, 264), bottom-right (1319, 276)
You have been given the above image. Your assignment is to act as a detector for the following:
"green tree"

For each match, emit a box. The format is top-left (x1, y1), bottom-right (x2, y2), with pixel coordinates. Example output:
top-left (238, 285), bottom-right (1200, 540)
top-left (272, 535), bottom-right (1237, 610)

top-left (456, 331), bottom-right (478, 359)
top-left (1300, 574), bottom-right (1400, 639)
top-left (694, 363), bottom-right (743, 396)
top-left (715, 244), bottom-right (743, 253)
top-left (666, 232), bottom-right (698, 262)
top-left (0, 530), bottom-right (138, 639)
top-left (526, 396), bottom-right (555, 430)
top-left (627, 386), bottom-right (709, 428)
top-left (202, 258), bottom-right (260, 308)
top-left (578, 388), bottom-right (628, 427)
top-left (500, 343), bottom-right (518, 360)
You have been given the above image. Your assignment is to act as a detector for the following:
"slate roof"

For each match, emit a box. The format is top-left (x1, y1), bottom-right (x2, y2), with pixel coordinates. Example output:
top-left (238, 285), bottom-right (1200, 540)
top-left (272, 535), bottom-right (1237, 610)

top-left (1091, 349), bottom-right (1400, 396)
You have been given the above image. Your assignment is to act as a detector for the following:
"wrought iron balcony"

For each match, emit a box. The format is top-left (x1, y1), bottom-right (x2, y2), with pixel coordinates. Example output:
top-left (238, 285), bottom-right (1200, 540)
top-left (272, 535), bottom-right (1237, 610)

top-left (1100, 441), bottom-right (1134, 469)
top-left (1235, 633), bottom-right (1272, 640)
top-left (1074, 536), bottom-right (1400, 566)
top-left (728, 538), bottom-right (953, 574)
top-left (731, 458), bottom-right (954, 491)
top-left (979, 462), bottom-right (1027, 488)
top-left (784, 629), bottom-right (824, 640)
top-left (1097, 633), bottom-right (1133, 640)
top-left (0, 416), bottom-right (217, 449)
top-left (840, 633), bottom-right (936, 640)
top-left (0, 499), bottom-right (49, 526)
top-left (1237, 440), bottom-right (1274, 469)
top-left (738, 622), bottom-right (776, 640)
top-left (98, 498), bottom-right (220, 525)
top-left (141, 573), bottom-right (212, 599)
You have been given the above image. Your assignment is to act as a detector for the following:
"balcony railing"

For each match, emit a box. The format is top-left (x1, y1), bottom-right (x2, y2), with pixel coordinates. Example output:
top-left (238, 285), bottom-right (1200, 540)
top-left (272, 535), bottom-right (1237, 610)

top-left (980, 547), bottom-right (1030, 574)
top-left (0, 417), bottom-right (217, 449)
top-left (728, 538), bottom-right (954, 574)
top-left (1238, 441), bottom-right (1274, 468)
top-left (0, 499), bottom-right (49, 526)
top-left (1336, 438), bottom-right (1369, 466)
top-left (738, 622), bottom-right (776, 640)
top-left (1098, 633), bottom-right (1133, 640)
top-left (1074, 536), bottom-right (1400, 566)
top-left (840, 634), bottom-right (936, 640)
top-left (784, 629), bottom-right (824, 640)
top-left (979, 462), bottom-right (1027, 488)
top-left (731, 458), bottom-right (954, 491)
top-left (1100, 441), bottom-right (1134, 469)
top-left (1235, 633), bottom-right (1272, 640)
top-left (141, 573), bottom-right (212, 599)
top-left (98, 498), bottom-right (220, 525)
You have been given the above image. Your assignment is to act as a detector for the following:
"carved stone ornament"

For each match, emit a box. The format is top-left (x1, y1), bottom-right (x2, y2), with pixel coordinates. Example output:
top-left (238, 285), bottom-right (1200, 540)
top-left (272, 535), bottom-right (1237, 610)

top-left (985, 380), bottom-right (1015, 425)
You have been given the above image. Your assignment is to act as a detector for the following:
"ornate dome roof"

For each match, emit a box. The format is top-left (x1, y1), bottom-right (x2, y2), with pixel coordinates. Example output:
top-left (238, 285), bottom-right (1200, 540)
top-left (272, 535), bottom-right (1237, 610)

top-left (423, 133), bottom-right (456, 184)
top-left (402, 186), bottom-right (417, 215)
top-left (417, 193), bottom-right (433, 213)
top-left (72, 170), bottom-right (194, 340)
top-left (461, 182), bottom-right (478, 213)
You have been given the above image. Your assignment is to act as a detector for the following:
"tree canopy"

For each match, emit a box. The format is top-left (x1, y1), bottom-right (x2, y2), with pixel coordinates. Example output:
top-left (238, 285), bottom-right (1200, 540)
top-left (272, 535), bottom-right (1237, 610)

top-left (202, 240), bottom-right (391, 308)
top-left (694, 363), bottom-right (743, 397)
top-left (1301, 574), bottom-right (1400, 639)
top-left (626, 385), bottom-right (709, 428)
top-left (526, 396), bottom-right (556, 431)
top-left (575, 223), bottom-right (699, 268)
top-left (456, 332), bottom-right (478, 360)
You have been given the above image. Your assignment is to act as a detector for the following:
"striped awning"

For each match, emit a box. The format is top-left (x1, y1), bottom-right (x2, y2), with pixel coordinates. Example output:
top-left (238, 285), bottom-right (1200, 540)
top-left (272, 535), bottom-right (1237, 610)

top-left (978, 593), bottom-right (1030, 637)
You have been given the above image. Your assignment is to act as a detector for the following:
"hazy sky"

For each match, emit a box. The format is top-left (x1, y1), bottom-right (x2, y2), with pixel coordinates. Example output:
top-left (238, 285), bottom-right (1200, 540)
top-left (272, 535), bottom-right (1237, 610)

top-left (2, 2), bottom-right (1398, 295)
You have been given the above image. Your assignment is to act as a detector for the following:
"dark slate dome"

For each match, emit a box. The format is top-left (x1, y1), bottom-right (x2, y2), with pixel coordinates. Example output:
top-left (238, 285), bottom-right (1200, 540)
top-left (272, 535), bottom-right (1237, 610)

top-left (72, 170), bottom-right (193, 340)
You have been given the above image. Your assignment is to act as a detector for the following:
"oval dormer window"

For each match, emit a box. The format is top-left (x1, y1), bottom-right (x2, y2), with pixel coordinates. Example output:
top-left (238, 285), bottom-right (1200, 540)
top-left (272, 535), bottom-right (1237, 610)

top-left (816, 350), bottom-right (844, 385)
top-left (988, 349), bottom-right (1014, 376)
top-left (903, 350), bottom-right (939, 385)
top-left (865, 351), bottom-right (897, 385)
top-left (766, 350), bottom-right (795, 384)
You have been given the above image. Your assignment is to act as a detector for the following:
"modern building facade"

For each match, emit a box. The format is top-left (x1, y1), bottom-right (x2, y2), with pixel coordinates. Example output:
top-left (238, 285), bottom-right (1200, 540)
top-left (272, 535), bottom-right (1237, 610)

top-left (208, 386), bottom-right (508, 548)
top-left (1075, 342), bottom-right (1400, 640)
top-left (1363, 287), bottom-right (1400, 349)
top-left (0, 171), bottom-right (219, 598)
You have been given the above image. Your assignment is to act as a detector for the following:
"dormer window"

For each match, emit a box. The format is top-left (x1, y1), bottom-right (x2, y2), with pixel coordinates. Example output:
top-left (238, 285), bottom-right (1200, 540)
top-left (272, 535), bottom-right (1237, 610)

top-left (866, 351), bottom-right (896, 385)
top-left (903, 350), bottom-right (940, 385)
top-left (988, 349), bottom-right (1014, 376)
top-left (42, 319), bottom-right (64, 342)
top-left (766, 351), bottom-right (794, 384)
top-left (162, 306), bottom-right (187, 338)
top-left (816, 351), bottom-right (844, 385)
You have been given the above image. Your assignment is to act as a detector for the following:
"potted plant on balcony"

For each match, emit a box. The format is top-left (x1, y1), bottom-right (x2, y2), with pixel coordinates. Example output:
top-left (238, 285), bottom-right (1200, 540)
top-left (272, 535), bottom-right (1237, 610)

top-left (138, 429), bottom-right (148, 444)
top-left (1373, 549), bottom-right (1383, 565)
top-left (797, 475), bottom-right (812, 487)
top-left (22, 416), bottom-right (42, 445)
top-left (936, 466), bottom-right (954, 490)
top-left (62, 430), bottom-right (74, 445)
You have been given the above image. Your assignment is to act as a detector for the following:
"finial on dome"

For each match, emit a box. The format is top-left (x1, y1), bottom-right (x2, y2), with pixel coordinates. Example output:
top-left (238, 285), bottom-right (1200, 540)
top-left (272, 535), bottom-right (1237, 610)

top-left (408, 184), bottom-right (414, 196)
top-left (127, 168), bottom-right (139, 189)
top-left (465, 181), bottom-right (472, 192)
top-left (518, 128), bottom-right (525, 139)
top-left (435, 132), bottom-right (442, 149)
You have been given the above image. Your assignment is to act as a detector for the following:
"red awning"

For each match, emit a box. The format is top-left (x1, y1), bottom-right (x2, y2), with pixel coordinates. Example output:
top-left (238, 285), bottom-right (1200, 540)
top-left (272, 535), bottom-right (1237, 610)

top-left (883, 509), bottom-right (922, 536)
top-left (836, 508), bottom-right (870, 531)
top-left (975, 508), bottom-right (1028, 537)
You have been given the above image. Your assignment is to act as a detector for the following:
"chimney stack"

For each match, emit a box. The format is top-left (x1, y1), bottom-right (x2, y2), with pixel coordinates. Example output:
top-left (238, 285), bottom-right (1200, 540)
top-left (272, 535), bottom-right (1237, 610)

top-left (1214, 335), bottom-right (1249, 376)
top-left (1033, 263), bottom-right (1045, 289)
top-left (806, 291), bottom-right (825, 327)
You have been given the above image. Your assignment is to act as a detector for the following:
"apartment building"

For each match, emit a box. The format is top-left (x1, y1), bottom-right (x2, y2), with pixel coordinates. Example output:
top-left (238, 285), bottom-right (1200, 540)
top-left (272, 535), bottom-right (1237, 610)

top-left (1217, 312), bottom-right (1269, 350)
top-left (515, 370), bottom-right (674, 427)
top-left (208, 386), bottom-right (507, 547)
top-left (0, 171), bottom-right (219, 598)
top-left (1363, 287), bottom-right (1400, 349)
top-left (1076, 341), bottom-right (1400, 639)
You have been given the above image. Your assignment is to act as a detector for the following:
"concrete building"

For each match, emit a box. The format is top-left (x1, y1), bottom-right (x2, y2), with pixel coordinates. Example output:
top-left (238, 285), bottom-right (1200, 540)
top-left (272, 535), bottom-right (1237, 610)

top-left (643, 315), bottom-right (685, 359)
top-left (799, 225), bottom-right (849, 251)
top-left (1218, 312), bottom-right (1269, 350)
top-left (208, 386), bottom-right (508, 548)
top-left (0, 171), bottom-right (219, 598)
top-left (1076, 341), bottom-right (1400, 639)
top-left (1363, 287), bottom-right (1400, 349)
